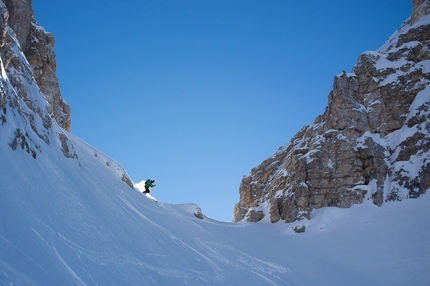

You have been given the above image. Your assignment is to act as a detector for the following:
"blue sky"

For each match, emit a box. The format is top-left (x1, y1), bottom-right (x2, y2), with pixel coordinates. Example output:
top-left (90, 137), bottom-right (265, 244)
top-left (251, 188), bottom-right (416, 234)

top-left (32, 0), bottom-right (411, 222)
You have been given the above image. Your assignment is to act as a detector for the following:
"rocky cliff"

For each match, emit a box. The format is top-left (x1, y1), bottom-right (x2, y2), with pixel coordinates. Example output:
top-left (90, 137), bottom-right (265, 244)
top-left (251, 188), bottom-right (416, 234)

top-left (233, 0), bottom-right (430, 225)
top-left (0, 0), bottom-right (77, 162)
top-left (0, 0), bottom-right (133, 188)
top-left (1, 0), bottom-right (70, 131)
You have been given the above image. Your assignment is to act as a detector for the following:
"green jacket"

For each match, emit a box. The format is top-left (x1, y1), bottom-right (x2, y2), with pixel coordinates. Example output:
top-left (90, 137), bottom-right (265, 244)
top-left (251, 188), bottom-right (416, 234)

top-left (145, 180), bottom-right (155, 188)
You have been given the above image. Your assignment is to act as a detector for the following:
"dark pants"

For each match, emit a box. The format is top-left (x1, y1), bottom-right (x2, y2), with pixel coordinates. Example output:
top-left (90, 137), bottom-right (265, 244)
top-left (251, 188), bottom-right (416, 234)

top-left (144, 186), bottom-right (150, 193)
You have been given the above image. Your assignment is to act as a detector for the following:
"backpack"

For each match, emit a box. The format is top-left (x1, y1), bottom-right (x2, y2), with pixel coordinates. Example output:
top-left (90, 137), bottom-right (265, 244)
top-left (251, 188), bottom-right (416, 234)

top-left (145, 179), bottom-right (152, 187)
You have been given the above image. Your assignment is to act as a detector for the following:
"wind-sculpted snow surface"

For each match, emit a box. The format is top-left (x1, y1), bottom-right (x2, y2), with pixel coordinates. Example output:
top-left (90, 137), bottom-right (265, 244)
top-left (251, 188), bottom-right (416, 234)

top-left (1, 131), bottom-right (430, 285)
top-left (0, 132), bottom-right (290, 285)
top-left (0, 0), bottom-right (429, 284)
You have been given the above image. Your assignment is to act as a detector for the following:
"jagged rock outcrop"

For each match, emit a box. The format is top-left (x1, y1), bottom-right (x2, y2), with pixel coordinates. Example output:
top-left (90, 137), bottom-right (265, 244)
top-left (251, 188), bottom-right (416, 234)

top-left (233, 0), bottom-right (430, 224)
top-left (0, 0), bottom-right (134, 189)
top-left (2, 0), bottom-right (70, 131)
top-left (0, 0), bottom-right (75, 159)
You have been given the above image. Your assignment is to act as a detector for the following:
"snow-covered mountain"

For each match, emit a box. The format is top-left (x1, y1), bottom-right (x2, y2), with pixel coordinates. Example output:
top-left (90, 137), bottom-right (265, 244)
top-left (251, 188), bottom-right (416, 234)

top-left (234, 0), bottom-right (430, 226)
top-left (0, 0), bottom-right (429, 285)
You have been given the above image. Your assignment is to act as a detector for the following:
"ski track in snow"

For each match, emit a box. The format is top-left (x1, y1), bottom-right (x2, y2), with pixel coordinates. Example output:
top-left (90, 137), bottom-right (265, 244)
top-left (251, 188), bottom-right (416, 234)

top-left (0, 234), bottom-right (49, 276)
top-left (1, 7), bottom-right (430, 284)
top-left (118, 194), bottom-right (224, 273)
top-left (197, 239), bottom-right (292, 285)
top-left (53, 246), bottom-right (87, 286)
top-left (117, 192), bottom-right (292, 284)
top-left (117, 194), bottom-right (176, 239)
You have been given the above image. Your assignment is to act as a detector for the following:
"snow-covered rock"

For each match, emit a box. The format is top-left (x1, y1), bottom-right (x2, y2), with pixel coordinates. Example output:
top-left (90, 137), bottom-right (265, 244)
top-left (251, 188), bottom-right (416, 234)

top-left (234, 0), bottom-right (430, 223)
top-left (0, 0), bottom-right (132, 183)
top-left (0, 1), bottom-right (429, 285)
top-left (2, 0), bottom-right (70, 131)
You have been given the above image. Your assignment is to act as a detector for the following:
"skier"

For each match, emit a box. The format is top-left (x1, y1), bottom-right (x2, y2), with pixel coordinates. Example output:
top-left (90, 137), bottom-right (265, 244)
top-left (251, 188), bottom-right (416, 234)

top-left (143, 179), bottom-right (156, 194)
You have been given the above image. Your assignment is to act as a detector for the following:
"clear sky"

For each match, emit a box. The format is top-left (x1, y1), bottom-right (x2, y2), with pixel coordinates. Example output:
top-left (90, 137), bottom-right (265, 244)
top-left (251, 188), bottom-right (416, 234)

top-left (32, 0), bottom-right (411, 222)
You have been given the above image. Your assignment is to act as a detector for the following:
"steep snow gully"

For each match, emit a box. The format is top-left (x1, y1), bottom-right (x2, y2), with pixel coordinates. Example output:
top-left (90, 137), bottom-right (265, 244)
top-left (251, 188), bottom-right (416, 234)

top-left (1, 0), bottom-right (430, 285)
top-left (1, 131), bottom-right (430, 285)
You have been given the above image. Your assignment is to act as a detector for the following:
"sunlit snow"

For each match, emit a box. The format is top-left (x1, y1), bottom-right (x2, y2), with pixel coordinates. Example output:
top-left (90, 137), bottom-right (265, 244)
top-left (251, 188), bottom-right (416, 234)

top-left (1, 1), bottom-right (430, 285)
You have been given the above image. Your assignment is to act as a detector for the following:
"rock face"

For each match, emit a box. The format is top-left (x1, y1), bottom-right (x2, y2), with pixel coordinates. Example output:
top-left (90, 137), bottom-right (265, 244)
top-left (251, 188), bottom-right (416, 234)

top-left (0, 0), bottom-right (74, 158)
top-left (233, 0), bottom-right (430, 223)
top-left (0, 0), bottom-right (134, 189)
top-left (2, 0), bottom-right (70, 131)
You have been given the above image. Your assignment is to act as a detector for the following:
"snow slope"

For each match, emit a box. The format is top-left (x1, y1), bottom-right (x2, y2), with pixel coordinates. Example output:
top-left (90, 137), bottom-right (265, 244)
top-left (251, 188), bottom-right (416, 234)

top-left (0, 1), bottom-right (429, 285)
top-left (1, 129), bottom-right (430, 285)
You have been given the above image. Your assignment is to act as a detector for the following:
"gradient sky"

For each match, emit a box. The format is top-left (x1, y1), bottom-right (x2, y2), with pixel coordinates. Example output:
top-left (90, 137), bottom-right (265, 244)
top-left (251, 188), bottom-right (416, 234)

top-left (32, 0), bottom-right (411, 222)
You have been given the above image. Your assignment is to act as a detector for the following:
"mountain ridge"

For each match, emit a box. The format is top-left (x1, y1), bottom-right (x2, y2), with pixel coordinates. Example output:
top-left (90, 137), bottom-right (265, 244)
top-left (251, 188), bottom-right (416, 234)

top-left (0, 0), bottom-right (429, 285)
top-left (2, 0), bottom-right (70, 131)
top-left (233, 0), bottom-right (430, 225)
